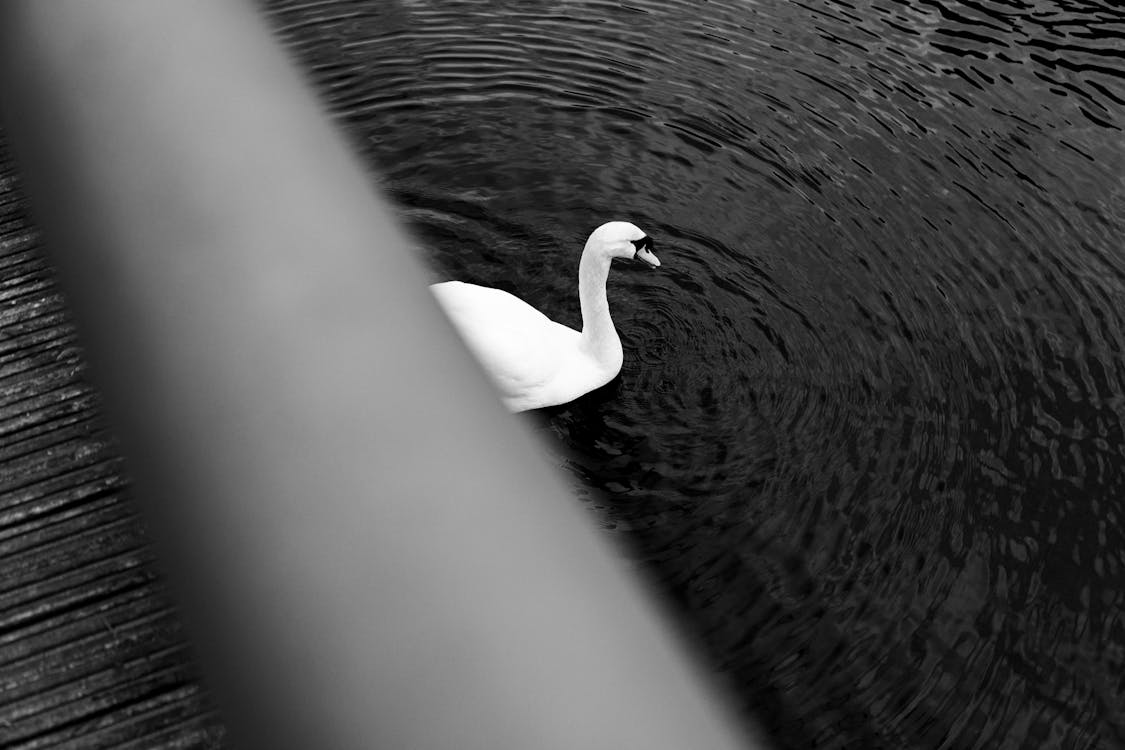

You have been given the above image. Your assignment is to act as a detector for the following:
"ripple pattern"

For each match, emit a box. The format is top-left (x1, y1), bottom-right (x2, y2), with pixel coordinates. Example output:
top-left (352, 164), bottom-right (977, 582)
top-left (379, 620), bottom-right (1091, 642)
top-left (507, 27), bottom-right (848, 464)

top-left (264, 1), bottom-right (1125, 747)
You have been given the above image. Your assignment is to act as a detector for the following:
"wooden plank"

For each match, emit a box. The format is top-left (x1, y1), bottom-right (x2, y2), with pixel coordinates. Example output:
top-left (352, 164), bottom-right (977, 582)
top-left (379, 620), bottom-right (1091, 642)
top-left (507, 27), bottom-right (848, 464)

top-left (0, 459), bottom-right (129, 548)
top-left (16, 683), bottom-right (220, 750)
top-left (0, 135), bottom-right (226, 747)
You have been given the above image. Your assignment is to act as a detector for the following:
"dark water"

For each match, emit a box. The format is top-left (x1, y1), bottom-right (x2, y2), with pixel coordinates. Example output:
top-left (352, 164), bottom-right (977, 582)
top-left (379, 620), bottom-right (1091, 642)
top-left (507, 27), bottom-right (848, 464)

top-left (266, 1), bottom-right (1125, 747)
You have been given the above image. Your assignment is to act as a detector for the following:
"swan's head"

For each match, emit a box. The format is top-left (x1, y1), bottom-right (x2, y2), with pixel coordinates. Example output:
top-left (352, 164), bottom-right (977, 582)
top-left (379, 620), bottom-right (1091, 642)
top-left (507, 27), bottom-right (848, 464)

top-left (588, 221), bottom-right (661, 268)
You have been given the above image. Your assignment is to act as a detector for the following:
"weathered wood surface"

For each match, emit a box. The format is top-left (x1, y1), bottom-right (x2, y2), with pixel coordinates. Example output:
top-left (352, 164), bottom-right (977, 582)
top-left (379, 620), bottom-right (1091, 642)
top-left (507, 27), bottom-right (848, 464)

top-left (0, 146), bottom-right (227, 748)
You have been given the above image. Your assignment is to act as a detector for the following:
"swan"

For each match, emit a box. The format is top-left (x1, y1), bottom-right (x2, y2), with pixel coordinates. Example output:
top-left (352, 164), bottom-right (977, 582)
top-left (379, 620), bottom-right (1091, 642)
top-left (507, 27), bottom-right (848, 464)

top-left (430, 221), bottom-right (661, 412)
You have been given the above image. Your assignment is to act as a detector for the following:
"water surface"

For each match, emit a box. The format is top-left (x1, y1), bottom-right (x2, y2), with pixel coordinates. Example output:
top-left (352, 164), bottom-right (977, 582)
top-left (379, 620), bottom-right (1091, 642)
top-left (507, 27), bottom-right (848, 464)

top-left (267, 1), bottom-right (1125, 746)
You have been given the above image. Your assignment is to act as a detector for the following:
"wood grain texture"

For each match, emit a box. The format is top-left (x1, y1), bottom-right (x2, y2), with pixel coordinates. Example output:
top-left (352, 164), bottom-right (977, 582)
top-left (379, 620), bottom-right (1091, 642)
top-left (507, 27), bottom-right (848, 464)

top-left (0, 144), bottom-right (227, 749)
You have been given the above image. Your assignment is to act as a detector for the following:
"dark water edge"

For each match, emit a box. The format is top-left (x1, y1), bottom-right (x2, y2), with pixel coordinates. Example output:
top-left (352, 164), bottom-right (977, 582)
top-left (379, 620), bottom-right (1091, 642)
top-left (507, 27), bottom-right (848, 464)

top-left (254, 0), bottom-right (1125, 747)
top-left (265, 2), bottom-right (1125, 748)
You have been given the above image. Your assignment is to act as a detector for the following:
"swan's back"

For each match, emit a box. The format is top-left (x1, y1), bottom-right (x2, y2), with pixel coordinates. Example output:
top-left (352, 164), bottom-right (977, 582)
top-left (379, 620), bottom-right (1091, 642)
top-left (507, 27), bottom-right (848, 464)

top-left (432, 280), bottom-right (551, 334)
top-left (431, 281), bottom-right (584, 409)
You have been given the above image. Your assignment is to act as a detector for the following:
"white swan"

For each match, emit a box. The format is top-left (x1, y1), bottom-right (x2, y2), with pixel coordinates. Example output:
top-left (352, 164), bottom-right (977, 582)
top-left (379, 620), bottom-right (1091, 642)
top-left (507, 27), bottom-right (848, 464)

top-left (431, 221), bottom-right (661, 412)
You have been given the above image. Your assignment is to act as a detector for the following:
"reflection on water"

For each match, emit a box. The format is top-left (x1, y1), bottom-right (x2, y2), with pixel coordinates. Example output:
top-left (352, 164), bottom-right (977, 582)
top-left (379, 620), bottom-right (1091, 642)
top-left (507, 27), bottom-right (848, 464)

top-left (267, 1), bottom-right (1125, 747)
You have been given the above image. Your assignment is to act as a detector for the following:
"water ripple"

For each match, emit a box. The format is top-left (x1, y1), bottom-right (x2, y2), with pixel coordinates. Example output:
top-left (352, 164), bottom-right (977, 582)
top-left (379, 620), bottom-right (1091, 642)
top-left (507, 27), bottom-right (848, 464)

top-left (265, 0), bottom-right (1125, 746)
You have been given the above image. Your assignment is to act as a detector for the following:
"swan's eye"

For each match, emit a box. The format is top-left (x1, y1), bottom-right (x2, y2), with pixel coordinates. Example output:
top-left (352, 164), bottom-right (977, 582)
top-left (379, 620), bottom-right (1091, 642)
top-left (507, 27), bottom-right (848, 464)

top-left (630, 236), bottom-right (654, 252)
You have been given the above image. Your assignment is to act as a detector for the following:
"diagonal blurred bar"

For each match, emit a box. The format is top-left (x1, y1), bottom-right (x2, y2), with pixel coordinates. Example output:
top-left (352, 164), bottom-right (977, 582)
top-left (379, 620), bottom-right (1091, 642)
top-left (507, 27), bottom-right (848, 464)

top-left (0, 1), bottom-right (754, 748)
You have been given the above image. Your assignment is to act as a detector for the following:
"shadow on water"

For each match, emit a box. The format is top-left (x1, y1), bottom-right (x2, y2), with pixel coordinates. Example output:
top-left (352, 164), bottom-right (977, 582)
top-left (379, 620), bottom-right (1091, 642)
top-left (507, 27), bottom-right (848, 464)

top-left (266, 0), bottom-right (1125, 747)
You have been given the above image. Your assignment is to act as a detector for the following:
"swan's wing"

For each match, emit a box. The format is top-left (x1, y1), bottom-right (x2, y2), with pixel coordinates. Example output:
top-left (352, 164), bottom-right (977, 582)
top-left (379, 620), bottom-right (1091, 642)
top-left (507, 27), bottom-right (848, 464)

top-left (430, 282), bottom-right (578, 400)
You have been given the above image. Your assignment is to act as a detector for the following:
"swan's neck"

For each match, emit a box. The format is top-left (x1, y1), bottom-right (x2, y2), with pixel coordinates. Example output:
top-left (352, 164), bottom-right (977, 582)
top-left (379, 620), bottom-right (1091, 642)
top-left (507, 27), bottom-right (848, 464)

top-left (577, 245), bottom-right (621, 364)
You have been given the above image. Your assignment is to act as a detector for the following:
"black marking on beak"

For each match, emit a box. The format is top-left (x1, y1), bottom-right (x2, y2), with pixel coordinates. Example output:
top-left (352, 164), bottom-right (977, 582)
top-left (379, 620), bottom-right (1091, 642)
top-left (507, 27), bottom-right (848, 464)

top-left (630, 236), bottom-right (654, 253)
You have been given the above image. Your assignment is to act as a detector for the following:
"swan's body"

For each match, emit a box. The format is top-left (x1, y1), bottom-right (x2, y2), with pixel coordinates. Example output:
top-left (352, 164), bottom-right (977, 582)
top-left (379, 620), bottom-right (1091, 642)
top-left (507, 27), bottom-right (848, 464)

top-left (430, 221), bottom-right (660, 412)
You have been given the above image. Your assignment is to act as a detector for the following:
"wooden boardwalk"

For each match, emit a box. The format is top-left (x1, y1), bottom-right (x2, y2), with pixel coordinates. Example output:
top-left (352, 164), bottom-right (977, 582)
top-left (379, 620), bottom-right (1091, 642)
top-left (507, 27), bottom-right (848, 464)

top-left (0, 144), bottom-right (226, 748)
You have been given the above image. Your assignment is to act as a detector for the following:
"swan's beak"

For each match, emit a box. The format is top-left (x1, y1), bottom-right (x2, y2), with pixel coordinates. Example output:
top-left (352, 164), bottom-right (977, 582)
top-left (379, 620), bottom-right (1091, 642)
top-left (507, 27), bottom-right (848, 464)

top-left (634, 247), bottom-right (661, 267)
top-left (630, 235), bottom-right (660, 267)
